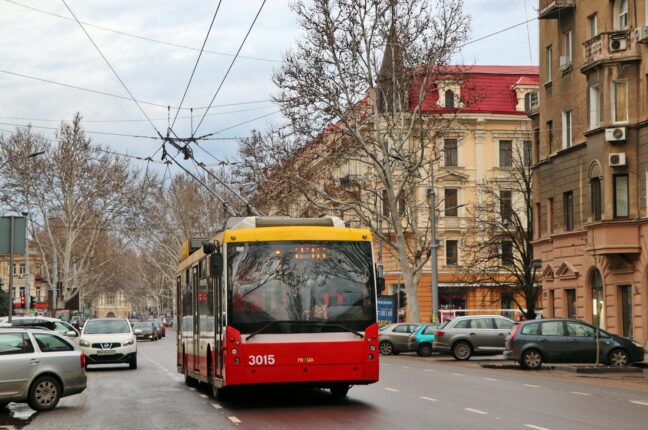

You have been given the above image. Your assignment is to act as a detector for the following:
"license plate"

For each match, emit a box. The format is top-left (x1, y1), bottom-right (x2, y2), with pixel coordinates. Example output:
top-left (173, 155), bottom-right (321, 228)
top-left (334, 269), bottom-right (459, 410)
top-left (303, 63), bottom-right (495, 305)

top-left (97, 349), bottom-right (116, 355)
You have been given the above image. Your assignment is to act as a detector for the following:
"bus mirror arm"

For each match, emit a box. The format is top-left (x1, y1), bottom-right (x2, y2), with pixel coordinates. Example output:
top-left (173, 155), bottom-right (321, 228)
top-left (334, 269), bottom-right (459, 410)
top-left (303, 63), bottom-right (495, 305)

top-left (222, 312), bottom-right (227, 328)
top-left (211, 253), bottom-right (224, 278)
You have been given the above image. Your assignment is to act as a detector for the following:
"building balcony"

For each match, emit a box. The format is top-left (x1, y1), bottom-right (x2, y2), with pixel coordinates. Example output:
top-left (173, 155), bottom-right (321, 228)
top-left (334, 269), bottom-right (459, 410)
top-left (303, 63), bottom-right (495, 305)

top-left (539, 0), bottom-right (574, 20)
top-left (582, 30), bottom-right (640, 73)
top-left (437, 216), bottom-right (469, 231)
top-left (585, 220), bottom-right (641, 255)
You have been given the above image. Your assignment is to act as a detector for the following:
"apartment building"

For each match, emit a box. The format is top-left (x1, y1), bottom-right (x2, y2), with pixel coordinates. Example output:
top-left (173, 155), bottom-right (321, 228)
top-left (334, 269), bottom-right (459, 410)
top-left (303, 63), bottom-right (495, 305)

top-left (533, 0), bottom-right (648, 344)
top-left (92, 290), bottom-right (132, 319)
top-left (0, 242), bottom-right (50, 314)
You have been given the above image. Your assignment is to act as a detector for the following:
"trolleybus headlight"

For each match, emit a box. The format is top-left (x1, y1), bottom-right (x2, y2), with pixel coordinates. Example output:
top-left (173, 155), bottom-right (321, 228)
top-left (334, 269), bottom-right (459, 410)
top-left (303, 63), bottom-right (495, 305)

top-left (370, 345), bottom-right (376, 351)
top-left (368, 354), bottom-right (374, 360)
top-left (231, 348), bottom-right (238, 355)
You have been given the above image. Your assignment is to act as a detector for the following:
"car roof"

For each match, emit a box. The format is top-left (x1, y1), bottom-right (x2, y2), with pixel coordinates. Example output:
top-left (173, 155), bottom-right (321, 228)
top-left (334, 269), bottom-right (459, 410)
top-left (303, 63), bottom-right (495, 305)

top-left (0, 326), bottom-right (57, 333)
top-left (87, 318), bottom-right (128, 321)
top-left (450, 315), bottom-right (511, 320)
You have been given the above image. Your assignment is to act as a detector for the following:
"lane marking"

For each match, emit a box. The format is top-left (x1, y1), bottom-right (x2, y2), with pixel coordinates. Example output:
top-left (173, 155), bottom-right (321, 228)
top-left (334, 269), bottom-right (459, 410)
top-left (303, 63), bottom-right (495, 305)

top-left (189, 387), bottom-right (196, 391)
top-left (525, 425), bottom-right (551, 430)
top-left (420, 396), bottom-right (437, 402)
top-left (228, 416), bottom-right (242, 424)
top-left (451, 373), bottom-right (465, 376)
top-left (523, 384), bottom-right (540, 388)
top-left (570, 391), bottom-right (591, 396)
top-left (630, 400), bottom-right (648, 406)
top-left (401, 366), bottom-right (411, 369)
top-left (199, 393), bottom-right (209, 399)
top-left (385, 387), bottom-right (400, 392)
top-left (211, 403), bottom-right (223, 409)
top-left (483, 377), bottom-right (499, 381)
top-left (424, 369), bottom-right (435, 373)
top-left (464, 408), bottom-right (488, 415)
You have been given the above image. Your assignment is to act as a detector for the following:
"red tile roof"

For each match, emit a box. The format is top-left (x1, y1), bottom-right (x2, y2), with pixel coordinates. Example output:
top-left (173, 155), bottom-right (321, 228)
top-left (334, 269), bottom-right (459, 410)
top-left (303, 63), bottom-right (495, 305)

top-left (411, 65), bottom-right (539, 116)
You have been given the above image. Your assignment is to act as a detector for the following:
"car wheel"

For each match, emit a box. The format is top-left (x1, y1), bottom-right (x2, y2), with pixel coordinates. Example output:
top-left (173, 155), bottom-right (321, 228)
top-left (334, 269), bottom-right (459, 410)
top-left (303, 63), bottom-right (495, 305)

top-left (27, 376), bottom-right (61, 411)
top-left (0, 402), bottom-right (8, 410)
top-left (451, 341), bottom-right (472, 361)
top-left (330, 384), bottom-right (350, 400)
top-left (379, 341), bottom-right (394, 355)
top-left (521, 349), bottom-right (543, 370)
top-left (129, 355), bottom-right (138, 370)
top-left (608, 348), bottom-right (630, 367)
top-left (417, 343), bottom-right (433, 357)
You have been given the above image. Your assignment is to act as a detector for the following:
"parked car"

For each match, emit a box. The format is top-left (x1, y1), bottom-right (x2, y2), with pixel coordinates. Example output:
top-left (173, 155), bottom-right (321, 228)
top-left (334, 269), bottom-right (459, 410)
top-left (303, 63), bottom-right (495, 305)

top-left (162, 317), bottom-right (173, 327)
top-left (0, 327), bottom-right (87, 411)
top-left (148, 319), bottom-right (165, 338)
top-left (408, 323), bottom-right (440, 356)
top-left (133, 322), bottom-right (158, 341)
top-left (0, 316), bottom-right (79, 340)
top-left (78, 318), bottom-right (138, 369)
top-left (378, 323), bottom-right (420, 355)
top-left (433, 315), bottom-right (515, 360)
top-left (504, 319), bottom-right (646, 369)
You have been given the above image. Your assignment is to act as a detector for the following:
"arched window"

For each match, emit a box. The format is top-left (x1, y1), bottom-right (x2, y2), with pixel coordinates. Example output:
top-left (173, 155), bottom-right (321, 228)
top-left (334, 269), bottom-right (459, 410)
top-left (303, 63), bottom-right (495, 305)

top-left (614, 0), bottom-right (628, 29)
top-left (445, 90), bottom-right (455, 109)
top-left (591, 269), bottom-right (605, 328)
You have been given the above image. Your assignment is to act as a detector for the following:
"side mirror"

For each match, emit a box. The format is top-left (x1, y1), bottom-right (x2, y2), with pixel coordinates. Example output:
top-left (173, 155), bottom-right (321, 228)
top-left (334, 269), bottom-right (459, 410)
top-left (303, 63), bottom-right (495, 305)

top-left (65, 330), bottom-right (78, 338)
top-left (211, 253), bottom-right (224, 278)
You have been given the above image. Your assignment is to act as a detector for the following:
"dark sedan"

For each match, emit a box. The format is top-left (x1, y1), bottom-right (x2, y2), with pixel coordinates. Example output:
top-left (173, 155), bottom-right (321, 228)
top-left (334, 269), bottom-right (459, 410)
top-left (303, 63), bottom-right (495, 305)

top-left (504, 319), bottom-right (645, 369)
top-left (132, 322), bottom-right (158, 341)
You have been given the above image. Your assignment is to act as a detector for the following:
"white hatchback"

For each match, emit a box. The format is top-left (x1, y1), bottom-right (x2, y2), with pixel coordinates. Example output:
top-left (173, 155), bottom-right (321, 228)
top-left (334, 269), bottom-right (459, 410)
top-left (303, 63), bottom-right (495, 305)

top-left (78, 319), bottom-right (138, 369)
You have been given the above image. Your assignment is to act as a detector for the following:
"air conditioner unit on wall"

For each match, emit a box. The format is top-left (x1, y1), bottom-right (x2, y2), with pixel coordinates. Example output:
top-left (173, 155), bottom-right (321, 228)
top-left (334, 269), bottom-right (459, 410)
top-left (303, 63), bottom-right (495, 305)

top-left (636, 26), bottom-right (648, 43)
top-left (609, 153), bottom-right (627, 167)
top-left (605, 127), bottom-right (626, 142)
top-left (609, 36), bottom-right (628, 52)
top-left (559, 55), bottom-right (571, 70)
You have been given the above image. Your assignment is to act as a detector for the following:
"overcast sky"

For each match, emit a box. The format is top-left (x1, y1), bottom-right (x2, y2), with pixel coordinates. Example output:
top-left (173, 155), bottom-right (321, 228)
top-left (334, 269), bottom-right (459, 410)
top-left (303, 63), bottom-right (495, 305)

top-left (0, 0), bottom-right (538, 172)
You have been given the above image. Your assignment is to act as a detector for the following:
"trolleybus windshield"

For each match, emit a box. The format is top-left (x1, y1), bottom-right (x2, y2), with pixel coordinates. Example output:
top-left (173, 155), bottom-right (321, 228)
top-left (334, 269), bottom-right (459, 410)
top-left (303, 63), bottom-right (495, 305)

top-left (227, 241), bottom-right (376, 334)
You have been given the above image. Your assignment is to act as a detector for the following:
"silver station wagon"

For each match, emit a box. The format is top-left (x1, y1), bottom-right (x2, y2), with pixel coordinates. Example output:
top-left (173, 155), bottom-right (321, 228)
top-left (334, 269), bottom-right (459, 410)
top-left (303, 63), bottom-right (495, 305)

top-left (433, 315), bottom-right (515, 360)
top-left (0, 328), bottom-right (87, 411)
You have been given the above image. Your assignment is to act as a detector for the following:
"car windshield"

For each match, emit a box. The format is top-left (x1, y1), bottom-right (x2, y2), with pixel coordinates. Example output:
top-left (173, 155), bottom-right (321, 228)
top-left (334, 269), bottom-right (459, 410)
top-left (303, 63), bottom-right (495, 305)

top-left (133, 323), bottom-right (152, 329)
top-left (228, 240), bottom-right (376, 333)
top-left (84, 320), bottom-right (131, 334)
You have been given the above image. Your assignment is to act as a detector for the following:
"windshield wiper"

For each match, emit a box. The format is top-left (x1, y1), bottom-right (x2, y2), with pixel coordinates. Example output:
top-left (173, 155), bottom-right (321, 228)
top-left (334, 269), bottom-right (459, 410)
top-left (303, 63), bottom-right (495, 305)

top-left (315, 323), bottom-right (364, 338)
top-left (246, 321), bottom-right (281, 340)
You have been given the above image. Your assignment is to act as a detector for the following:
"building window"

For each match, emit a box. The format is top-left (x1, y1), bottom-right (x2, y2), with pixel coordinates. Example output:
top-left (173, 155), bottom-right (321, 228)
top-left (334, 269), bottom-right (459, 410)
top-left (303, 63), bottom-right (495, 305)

top-left (445, 90), bottom-right (455, 109)
top-left (446, 240), bottom-right (458, 266)
top-left (444, 138), bottom-right (458, 167)
top-left (444, 188), bottom-right (458, 217)
top-left (563, 30), bottom-right (572, 64)
top-left (545, 46), bottom-right (553, 83)
top-left (563, 191), bottom-right (574, 231)
top-left (614, 174), bottom-right (629, 218)
top-left (533, 128), bottom-right (540, 163)
top-left (547, 120), bottom-right (553, 153)
top-left (547, 197), bottom-right (554, 233)
top-left (612, 80), bottom-right (628, 123)
top-left (499, 140), bottom-right (512, 167)
top-left (501, 241), bottom-right (513, 266)
top-left (11, 264), bottom-right (25, 276)
top-left (397, 192), bottom-right (406, 217)
top-left (588, 13), bottom-right (598, 38)
top-left (500, 190), bottom-right (513, 223)
top-left (106, 294), bottom-right (115, 306)
top-left (566, 289), bottom-right (577, 319)
top-left (562, 110), bottom-right (572, 149)
top-left (620, 285), bottom-right (633, 338)
top-left (589, 85), bottom-right (601, 129)
top-left (382, 190), bottom-right (389, 217)
top-left (535, 202), bottom-right (542, 237)
top-left (615, 0), bottom-right (628, 30)
top-left (523, 140), bottom-right (532, 167)
top-left (591, 177), bottom-right (602, 221)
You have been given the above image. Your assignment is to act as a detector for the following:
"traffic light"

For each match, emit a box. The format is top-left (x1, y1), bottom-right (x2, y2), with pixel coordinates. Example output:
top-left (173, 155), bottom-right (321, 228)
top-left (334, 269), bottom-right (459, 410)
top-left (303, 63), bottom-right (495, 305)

top-left (376, 277), bottom-right (385, 295)
top-left (30, 296), bottom-right (36, 309)
top-left (19, 295), bottom-right (25, 308)
top-left (398, 290), bottom-right (407, 309)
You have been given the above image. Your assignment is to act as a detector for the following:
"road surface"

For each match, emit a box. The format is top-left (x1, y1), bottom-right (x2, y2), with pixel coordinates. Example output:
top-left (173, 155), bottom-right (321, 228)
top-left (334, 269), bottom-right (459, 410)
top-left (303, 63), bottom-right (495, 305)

top-left (1, 328), bottom-right (647, 429)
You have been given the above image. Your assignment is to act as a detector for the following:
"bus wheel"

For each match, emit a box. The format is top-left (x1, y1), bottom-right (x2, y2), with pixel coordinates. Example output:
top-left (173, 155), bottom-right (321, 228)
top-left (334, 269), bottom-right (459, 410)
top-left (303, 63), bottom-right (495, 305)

top-left (330, 385), bottom-right (350, 400)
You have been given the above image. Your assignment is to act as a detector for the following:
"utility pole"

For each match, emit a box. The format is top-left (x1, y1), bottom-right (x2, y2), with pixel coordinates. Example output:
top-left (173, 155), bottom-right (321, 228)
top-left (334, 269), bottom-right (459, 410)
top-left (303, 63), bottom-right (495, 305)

top-left (22, 211), bottom-right (30, 314)
top-left (8, 216), bottom-right (15, 323)
top-left (430, 164), bottom-right (439, 323)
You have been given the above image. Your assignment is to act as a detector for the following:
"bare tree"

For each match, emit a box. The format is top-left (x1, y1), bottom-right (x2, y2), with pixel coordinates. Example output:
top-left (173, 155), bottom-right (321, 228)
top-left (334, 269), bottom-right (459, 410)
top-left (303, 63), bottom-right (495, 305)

top-left (461, 144), bottom-right (540, 319)
top-left (237, 0), bottom-right (470, 322)
top-left (0, 115), bottom-right (155, 309)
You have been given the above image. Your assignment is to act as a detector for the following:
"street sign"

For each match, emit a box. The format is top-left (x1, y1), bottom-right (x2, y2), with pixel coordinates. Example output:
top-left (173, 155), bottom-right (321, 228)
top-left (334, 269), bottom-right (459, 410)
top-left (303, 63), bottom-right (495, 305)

top-left (377, 295), bottom-right (397, 327)
top-left (0, 216), bottom-right (26, 254)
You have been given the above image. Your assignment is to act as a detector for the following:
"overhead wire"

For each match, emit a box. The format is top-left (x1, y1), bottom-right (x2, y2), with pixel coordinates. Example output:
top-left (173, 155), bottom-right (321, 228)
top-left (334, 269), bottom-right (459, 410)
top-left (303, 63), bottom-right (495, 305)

top-left (193, 0), bottom-right (268, 135)
top-left (4, 0), bottom-right (280, 63)
top-left (61, 0), bottom-right (163, 138)
top-left (170, 0), bottom-right (223, 130)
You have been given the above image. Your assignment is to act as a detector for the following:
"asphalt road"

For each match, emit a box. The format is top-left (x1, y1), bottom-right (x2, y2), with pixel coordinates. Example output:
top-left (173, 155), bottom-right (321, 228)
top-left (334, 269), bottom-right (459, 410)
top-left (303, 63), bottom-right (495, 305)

top-left (2, 329), bottom-right (648, 430)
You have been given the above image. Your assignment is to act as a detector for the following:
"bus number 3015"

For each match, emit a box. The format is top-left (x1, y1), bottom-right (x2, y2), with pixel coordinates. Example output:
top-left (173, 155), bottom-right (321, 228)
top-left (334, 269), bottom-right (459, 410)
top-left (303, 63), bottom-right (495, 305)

top-left (248, 354), bottom-right (276, 365)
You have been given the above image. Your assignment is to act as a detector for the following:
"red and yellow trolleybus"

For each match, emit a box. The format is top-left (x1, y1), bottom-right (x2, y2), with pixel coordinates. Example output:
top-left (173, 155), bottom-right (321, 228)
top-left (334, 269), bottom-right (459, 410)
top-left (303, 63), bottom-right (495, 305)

top-left (176, 217), bottom-right (380, 399)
